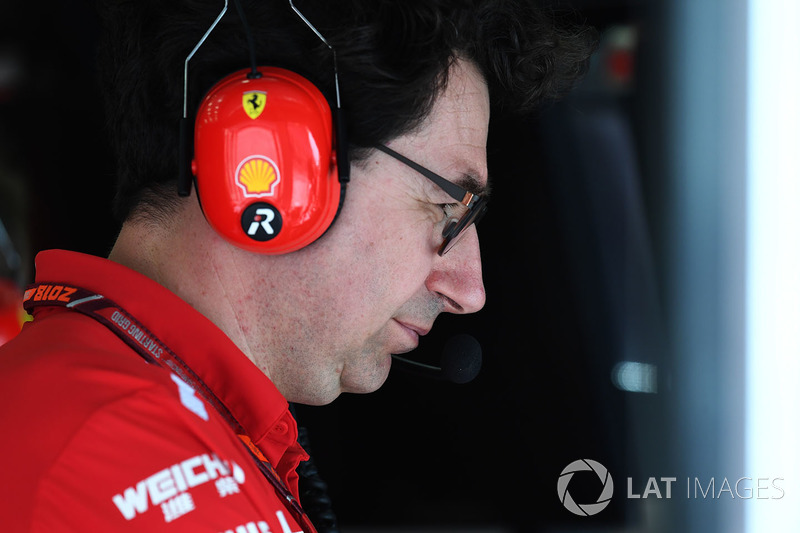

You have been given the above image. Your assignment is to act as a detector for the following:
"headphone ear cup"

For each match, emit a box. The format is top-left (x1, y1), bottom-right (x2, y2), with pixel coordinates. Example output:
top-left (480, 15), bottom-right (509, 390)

top-left (192, 67), bottom-right (341, 254)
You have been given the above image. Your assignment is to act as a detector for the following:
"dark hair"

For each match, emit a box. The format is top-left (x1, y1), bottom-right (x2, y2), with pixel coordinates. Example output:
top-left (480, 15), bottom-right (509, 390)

top-left (96, 0), bottom-right (597, 222)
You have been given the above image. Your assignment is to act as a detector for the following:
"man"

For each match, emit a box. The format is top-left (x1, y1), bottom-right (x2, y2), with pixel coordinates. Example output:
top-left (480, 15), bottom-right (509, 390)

top-left (0, 0), bottom-right (595, 531)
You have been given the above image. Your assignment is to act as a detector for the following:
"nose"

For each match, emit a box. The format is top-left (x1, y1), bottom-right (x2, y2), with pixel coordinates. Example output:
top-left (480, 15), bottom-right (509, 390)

top-left (425, 225), bottom-right (486, 314)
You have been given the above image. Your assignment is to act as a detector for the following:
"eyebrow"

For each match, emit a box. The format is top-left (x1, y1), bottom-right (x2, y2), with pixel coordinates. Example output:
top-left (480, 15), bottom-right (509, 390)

top-left (455, 172), bottom-right (492, 199)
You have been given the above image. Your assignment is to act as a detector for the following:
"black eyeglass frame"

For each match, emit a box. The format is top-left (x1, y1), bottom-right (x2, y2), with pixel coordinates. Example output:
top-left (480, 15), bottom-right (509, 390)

top-left (375, 144), bottom-right (488, 255)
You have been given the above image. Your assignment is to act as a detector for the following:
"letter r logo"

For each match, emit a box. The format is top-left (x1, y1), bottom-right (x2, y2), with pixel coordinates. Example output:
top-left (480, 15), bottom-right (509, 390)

top-left (241, 202), bottom-right (283, 241)
top-left (248, 208), bottom-right (275, 236)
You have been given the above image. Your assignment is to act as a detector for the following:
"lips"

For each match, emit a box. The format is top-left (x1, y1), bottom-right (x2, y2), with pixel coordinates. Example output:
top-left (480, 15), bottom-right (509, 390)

top-left (397, 320), bottom-right (430, 337)
top-left (392, 319), bottom-right (431, 353)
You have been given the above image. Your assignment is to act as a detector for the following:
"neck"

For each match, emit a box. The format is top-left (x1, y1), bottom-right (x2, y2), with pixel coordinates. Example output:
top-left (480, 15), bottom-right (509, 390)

top-left (107, 199), bottom-right (272, 381)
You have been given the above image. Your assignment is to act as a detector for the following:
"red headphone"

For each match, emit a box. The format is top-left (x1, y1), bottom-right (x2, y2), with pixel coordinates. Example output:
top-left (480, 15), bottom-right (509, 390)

top-left (187, 66), bottom-right (347, 254)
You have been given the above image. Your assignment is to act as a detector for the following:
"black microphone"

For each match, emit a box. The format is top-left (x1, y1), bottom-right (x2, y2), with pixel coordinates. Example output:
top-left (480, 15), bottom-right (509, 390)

top-left (392, 334), bottom-right (482, 384)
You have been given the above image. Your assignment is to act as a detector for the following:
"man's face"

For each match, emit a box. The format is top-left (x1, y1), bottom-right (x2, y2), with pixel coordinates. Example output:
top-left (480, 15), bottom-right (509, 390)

top-left (242, 59), bottom-right (490, 404)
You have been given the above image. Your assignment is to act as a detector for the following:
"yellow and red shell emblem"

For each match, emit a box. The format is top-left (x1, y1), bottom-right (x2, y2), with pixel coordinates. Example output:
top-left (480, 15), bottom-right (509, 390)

top-left (236, 156), bottom-right (281, 197)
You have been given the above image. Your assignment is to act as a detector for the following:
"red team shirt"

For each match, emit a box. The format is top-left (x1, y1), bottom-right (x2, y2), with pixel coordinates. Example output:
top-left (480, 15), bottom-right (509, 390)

top-left (0, 250), bottom-right (313, 532)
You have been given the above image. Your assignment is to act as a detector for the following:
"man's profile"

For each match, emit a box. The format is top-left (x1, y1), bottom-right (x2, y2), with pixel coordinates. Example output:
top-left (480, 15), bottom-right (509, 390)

top-left (0, 1), bottom-right (596, 531)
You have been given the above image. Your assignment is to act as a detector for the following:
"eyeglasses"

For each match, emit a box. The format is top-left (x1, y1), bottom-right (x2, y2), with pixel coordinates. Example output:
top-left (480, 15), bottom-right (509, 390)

top-left (375, 144), bottom-right (488, 255)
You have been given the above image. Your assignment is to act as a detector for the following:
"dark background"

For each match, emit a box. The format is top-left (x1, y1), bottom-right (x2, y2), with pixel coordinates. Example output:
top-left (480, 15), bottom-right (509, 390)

top-left (1, 1), bottom-right (679, 531)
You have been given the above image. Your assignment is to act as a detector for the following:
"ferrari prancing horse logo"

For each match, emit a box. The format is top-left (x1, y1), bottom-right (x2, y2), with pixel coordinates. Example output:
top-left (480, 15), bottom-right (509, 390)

top-left (243, 90), bottom-right (267, 119)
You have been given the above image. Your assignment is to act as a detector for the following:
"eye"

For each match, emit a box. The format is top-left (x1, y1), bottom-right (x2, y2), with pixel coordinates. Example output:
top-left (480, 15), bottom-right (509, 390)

top-left (439, 202), bottom-right (462, 221)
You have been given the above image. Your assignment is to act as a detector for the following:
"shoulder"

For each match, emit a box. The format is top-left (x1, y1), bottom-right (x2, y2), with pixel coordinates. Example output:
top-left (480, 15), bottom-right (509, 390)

top-left (0, 309), bottom-right (184, 436)
top-left (0, 311), bottom-right (231, 529)
top-left (0, 308), bottom-right (305, 532)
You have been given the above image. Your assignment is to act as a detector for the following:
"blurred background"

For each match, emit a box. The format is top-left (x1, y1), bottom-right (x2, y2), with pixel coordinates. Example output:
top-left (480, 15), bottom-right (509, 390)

top-left (2, 0), bottom-right (798, 532)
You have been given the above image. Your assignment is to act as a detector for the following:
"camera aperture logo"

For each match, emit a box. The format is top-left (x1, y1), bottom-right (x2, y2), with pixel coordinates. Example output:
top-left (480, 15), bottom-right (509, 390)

top-left (557, 459), bottom-right (614, 516)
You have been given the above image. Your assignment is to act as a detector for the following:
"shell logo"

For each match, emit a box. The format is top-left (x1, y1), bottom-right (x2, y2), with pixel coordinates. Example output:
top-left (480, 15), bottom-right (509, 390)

top-left (236, 156), bottom-right (281, 198)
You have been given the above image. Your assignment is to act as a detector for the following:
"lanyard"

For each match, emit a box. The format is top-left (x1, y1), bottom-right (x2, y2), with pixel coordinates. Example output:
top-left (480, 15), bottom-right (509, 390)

top-left (23, 282), bottom-right (318, 533)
